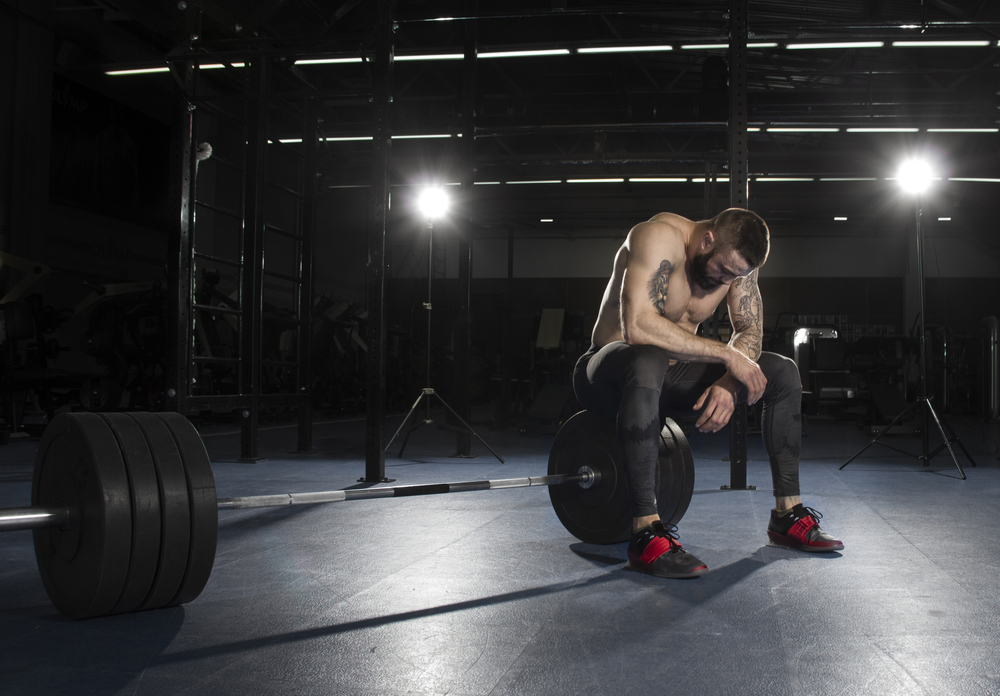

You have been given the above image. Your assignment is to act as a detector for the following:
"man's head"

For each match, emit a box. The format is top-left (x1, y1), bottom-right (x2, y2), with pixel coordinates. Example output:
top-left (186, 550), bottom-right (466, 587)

top-left (691, 208), bottom-right (769, 290)
top-left (707, 208), bottom-right (770, 268)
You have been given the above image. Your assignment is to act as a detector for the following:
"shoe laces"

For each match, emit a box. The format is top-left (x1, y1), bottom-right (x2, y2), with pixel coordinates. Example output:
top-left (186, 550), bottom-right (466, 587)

top-left (799, 506), bottom-right (823, 522)
top-left (650, 520), bottom-right (682, 550)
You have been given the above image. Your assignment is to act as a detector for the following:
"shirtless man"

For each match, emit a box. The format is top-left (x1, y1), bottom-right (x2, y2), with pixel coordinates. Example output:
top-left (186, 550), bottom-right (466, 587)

top-left (573, 208), bottom-right (843, 578)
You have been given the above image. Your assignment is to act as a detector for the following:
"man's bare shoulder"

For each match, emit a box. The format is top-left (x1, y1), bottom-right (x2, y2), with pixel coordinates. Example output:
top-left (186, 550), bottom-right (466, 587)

top-left (625, 214), bottom-right (690, 258)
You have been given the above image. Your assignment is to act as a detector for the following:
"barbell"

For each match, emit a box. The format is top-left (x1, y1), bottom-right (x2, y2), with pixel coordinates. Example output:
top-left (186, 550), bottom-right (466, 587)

top-left (1, 409), bottom-right (695, 620)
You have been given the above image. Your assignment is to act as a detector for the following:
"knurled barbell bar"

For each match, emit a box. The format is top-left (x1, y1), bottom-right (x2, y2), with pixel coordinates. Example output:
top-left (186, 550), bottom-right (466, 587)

top-left (0, 409), bottom-right (695, 620)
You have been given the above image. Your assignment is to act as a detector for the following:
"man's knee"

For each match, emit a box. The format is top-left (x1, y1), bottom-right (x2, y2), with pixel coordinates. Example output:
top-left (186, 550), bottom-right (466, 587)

top-left (759, 352), bottom-right (802, 397)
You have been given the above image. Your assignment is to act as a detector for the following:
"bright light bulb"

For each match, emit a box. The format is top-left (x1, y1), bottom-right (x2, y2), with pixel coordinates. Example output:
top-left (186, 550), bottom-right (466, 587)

top-left (897, 159), bottom-right (934, 194)
top-left (417, 187), bottom-right (450, 219)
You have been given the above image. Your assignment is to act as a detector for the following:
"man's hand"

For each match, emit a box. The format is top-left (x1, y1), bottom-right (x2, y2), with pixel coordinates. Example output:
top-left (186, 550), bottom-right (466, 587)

top-left (693, 375), bottom-right (739, 433)
top-left (725, 347), bottom-right (767, 405)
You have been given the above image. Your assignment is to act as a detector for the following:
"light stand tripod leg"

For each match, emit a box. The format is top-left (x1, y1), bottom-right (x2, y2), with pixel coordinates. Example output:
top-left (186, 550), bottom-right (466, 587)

top-left (383, 390), bottom-right (427, 454)
top-left (839, 400), bottom-right (917, 470)
top-left (932, 410), bottom-right (978, 470)
top-left (431, 391), bottom-right (505, 463)
top-left (923, 398), bottom-right (967, 479)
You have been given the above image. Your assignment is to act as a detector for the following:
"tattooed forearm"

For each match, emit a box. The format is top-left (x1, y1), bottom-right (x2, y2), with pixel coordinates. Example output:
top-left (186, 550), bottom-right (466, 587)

top-left (729, 270), bottom-right (763, 360)
top-left (647, 260), bottom-right (674, 317)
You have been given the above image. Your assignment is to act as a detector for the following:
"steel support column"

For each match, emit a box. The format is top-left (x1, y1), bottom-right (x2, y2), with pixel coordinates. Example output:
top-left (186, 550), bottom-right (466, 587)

top-left (363, 0), bottom-right (394, 482)
top-left (239, 59), bottom-right (268, 461)
top-left (166, 64), bottom-right (195, 416)
top-left (296, 98), bottom-right (319, 453)
top-left (725, 0), bottom-right (753, 492)
top-left (452, 19), bottom-right (478, 456)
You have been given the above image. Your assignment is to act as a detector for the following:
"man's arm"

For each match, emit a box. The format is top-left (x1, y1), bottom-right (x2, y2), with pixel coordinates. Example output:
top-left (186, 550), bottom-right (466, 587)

top-left (726, 269), bottom-right (764, 361)
top-left (619, 222), bottom-right (731, 364)
top-left (692, 270), bottom-right (766, 431)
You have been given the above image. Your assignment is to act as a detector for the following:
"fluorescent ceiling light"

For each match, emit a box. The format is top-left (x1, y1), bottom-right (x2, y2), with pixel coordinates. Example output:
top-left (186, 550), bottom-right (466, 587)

top-left (928, 128), bottom-right (998, 133)
top-left (474, 181), bottom-right (501, 185)
top-left (324, 136), bottom-right (373, 142)
top-left (756, 177), bottom-right (814, 182)
top-left (480, 49), bottom-right (571, 58)
top-left (949, 177), bottom-right (1000, 183)
top-left (834, 217), bottom-right (848, 221)
top-left (819, 177), bottom-right (878, 181)
top-left (892, 40), bottom-right (990, 47)
top-left (691, 177), bottom-right (730, 182)
top-left (938, 217), bottom-right (952, 221)
top-left (567, 178), bottom-right (625, 183)
top-left (578, 45), bottom-right (672, 54)
top-left (766, 127), bottom-right (840, 132)
top-left (846, 127), bottom-right (919, 132)
top-left (680, 43), bottom-right (778, 50)
top-left (507, 180), bottom-right (562, 184)
top-left (392, 134), bottom-right (454, 139)
top-left (200, 63), bottom-right (245, 69)
top-left (540, 219), bottom-right (554, 222)
top-left (278, 138), bottom-right (303, 143)
top-left (395, 53), bottom-right (463, 61)
top-left (787, 41), bottom-right (884, 49)
top-left (106, 66), bottom-right (169, 75)
top-left (295, 57), bottom-right (362, 65)
top-left (629, 178), bottom-right (688, 182)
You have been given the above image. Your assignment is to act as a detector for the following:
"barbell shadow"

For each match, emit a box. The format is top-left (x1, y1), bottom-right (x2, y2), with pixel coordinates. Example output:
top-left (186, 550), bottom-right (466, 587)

top-left (147, 572), bottom-right (624, 666)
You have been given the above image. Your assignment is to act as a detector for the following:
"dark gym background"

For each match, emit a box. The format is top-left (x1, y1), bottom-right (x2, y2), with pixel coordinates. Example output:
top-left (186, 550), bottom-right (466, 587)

top-left (3, 1), bottom-right (1000, 695)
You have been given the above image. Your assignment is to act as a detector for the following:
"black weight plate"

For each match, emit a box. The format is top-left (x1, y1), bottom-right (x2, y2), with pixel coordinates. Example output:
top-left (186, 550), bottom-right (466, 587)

top-left (548, 411), bottom-right (632, 545)
top-left (157, 412), bottom-right (218, 607)
top-left (129, 412), bottom-right (192, 611)
top-left (657, 418), bottom-right (696, 527)
top-left (548, 411), bottom-right (696, 545)
top-left (32, 413), bottom-right (132, 619)
top-left (100, 413), bottom-right (162, 614)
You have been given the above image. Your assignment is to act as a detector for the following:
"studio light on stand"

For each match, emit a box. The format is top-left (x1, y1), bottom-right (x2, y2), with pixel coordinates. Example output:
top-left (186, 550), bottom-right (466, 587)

top-left (383, 186), bottom-right (504, 462)
top-left (840, 158), bottom-right (975, 478)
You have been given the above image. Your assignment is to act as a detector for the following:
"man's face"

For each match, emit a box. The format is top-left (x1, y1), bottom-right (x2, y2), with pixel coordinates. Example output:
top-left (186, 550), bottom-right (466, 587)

top-left (691, 246), bottom-right (753, 290)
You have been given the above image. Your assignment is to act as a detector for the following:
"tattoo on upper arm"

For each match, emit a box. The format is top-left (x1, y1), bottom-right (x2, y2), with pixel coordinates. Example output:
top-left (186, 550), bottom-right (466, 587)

top-left (647, 260), bottom-right (674, 316)
top-left (730, 270), bottom-right (763, 358)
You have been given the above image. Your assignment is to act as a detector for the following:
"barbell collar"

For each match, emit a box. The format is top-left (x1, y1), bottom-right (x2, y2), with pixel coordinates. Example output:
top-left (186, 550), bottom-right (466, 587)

top-left (0, 506), bottom-right (69, 532)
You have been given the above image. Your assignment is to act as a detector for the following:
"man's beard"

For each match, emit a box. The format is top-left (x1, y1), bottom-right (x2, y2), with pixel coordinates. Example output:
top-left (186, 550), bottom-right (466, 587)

top-left (691, 249), bottom-right (720, 290)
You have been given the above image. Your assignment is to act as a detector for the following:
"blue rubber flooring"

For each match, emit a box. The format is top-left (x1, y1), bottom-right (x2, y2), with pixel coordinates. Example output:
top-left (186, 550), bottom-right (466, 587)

top-left (3, 411), bottom-right (1000, 696)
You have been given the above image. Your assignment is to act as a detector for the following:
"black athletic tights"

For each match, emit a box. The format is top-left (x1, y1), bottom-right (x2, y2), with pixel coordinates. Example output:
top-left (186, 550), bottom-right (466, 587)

top-left (573, 342), bottom-right (802, 517)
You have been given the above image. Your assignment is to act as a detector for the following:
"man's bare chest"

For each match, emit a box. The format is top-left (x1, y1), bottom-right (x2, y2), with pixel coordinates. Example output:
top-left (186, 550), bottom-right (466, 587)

top-left (663, 280), bottom-right (728, 329)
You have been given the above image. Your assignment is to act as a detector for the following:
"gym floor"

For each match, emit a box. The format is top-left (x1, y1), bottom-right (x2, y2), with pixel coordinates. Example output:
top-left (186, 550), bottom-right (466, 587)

top-left (3, 410), bottom-right (1000, 696)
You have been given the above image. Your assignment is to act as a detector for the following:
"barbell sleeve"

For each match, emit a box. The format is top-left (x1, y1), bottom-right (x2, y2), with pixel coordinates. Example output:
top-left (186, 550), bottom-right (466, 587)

top-left (0, 506), bottom-right (70, 532)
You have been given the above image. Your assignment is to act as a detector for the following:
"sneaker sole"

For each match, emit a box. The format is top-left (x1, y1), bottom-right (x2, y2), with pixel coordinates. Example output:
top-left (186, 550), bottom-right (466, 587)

top-left (626, 553), bottom-right (710, 579)
top-left (767, 530), bottom-right (844, 553)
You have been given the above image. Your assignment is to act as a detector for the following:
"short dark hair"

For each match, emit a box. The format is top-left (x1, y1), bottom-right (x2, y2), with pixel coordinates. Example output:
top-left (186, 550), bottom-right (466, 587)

top-left (708, 208), bottom-right (770, 268)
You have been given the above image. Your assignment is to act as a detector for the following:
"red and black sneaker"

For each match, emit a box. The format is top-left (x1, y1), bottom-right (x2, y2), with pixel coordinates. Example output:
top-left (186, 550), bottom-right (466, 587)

top-left (626, 521), bottom-right (709, 578)
top-left (767, 504), bottom-right (844, 552)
